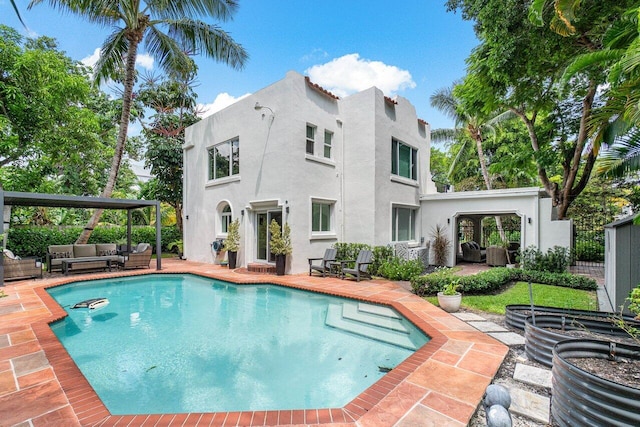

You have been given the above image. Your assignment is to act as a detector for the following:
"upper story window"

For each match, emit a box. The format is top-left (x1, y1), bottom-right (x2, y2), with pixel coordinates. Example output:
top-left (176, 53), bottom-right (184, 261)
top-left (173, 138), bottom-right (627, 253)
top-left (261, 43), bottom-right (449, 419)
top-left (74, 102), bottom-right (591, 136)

top-left (221, 205), bottom-right (232, 233)
top-left (323, 130), bottom-right (333, 159)
top-left (306, 124), bottom-right (316, 155)
top-left (392, 207), bottom-right (416, 242)
top-left (391, 138), bottom-right (417, 180)
top-left (208, 138), bottom-right (239, 180)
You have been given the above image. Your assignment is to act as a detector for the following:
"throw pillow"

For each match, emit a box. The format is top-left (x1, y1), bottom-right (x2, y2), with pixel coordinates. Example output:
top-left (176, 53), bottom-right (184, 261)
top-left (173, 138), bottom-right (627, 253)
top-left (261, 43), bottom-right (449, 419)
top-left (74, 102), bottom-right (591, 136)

top-left (98, 249), bottom-right (117, 256)
top-left (51, 251), bottom-right (72, 259)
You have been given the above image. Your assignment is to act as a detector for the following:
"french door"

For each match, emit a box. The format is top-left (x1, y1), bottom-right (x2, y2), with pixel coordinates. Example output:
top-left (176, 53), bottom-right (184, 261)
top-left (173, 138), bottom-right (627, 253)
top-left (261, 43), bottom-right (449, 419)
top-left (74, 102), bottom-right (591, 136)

top-left (256, 210), bottom-right (282, 262)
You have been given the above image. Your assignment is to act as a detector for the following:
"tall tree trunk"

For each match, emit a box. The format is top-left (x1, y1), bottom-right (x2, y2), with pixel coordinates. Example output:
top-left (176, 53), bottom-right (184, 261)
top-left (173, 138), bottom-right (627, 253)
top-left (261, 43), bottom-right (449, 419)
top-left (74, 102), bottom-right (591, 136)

top-left (76, 40), bottom-right (140, 244)
top-left (471, 128), bottom-right (506, 241)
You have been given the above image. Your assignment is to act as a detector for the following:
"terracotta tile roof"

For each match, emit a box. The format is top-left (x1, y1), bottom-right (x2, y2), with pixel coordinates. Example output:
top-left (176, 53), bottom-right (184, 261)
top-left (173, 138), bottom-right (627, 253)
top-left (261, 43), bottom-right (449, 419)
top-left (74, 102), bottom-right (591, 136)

top-left (305, 77), bottom-right (339, 100)
top-left (418, 118), bottom-right (429, 126)
top-left (384, 96), bottom-right (398, 105)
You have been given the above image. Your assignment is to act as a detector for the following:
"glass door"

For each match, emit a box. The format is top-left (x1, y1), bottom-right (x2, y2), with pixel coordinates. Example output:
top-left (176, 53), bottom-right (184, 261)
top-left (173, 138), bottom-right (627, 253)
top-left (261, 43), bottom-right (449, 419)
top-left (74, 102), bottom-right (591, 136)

top-left (256, 210), bottom-right (282, 262)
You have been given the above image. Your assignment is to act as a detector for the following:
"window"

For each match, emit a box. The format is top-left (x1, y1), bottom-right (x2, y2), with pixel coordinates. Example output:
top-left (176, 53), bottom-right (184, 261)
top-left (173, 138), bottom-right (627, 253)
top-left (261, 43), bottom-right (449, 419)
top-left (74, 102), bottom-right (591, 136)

top-left (208, 138), bottom-right (239, 180)
top-left (323, 130), bottom-right (333, 158)
top-left (391, 138), bottom-right (417, 180)
top-left (312, 202), bottom-right (332, 232)
top-left (306, 125), bottom-right (315, 155)
top-left (392, 207), bottom-right (416, 241)
top-left (221, 205), bottom-right (232, 233)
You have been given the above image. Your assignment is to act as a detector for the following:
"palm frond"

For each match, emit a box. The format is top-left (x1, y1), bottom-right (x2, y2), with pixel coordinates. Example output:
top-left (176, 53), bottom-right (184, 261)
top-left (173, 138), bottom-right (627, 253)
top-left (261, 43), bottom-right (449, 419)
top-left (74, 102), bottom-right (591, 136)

top-left (430, 128), bottom-right (459, 144)
top-left (597, 128), bottom-right (640, 178)
top-left (164, 18), bottom-right (248, 70)
top-left (429, 86), bottom-right (460, 122)
top-left (93, 30), bottom-right (128, 86)
top-left (561, 50), bottom-right (625, 84)
top-left (150, 0), bottom-right (238, 21)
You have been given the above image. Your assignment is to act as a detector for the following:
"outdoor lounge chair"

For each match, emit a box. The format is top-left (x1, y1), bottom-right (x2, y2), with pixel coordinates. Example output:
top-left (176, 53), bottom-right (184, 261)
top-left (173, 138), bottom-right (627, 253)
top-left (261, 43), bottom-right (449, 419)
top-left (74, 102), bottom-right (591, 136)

top-left (118, 243), bottom-right (153, 270)
top-left (461, 241), bottom-right (486, 263)
top-left (3, 249), bottom-right (42, 281)
top-left (308, 248), bottom-right (337, 277)
top-left (340, 249), bottom-right (373, 282)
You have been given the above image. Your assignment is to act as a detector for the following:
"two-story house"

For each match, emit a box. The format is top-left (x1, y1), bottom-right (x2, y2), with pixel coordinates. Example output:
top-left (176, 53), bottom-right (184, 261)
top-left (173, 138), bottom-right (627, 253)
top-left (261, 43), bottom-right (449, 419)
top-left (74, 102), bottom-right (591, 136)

top-left (183, 71), bottom-right (436, 274)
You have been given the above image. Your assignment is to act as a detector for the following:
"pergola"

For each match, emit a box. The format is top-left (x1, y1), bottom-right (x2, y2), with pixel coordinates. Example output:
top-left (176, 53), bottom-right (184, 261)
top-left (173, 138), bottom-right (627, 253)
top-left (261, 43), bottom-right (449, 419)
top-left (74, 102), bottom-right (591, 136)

top-left (0, 191), bottom-right (162, 286)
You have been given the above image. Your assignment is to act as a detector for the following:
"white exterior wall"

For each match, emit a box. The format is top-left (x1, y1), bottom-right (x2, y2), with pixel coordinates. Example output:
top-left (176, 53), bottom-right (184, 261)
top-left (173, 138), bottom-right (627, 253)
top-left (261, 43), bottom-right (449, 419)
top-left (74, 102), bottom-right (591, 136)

top-left (536, 198), bottom-right (573, 252)
top-left (184, 71), bottom-right (431, 273)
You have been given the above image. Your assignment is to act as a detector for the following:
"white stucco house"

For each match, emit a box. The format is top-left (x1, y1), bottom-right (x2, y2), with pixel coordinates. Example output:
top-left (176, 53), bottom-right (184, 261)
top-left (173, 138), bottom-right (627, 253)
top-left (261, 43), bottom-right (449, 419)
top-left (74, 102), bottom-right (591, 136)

top-left (183, 71), bottom-right (572, 274)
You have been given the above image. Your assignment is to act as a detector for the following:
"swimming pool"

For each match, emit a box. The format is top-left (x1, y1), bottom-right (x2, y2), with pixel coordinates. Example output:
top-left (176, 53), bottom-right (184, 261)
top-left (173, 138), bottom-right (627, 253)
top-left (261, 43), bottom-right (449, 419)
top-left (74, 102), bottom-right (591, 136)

top-left (47, 274), bottom-right (429, 414)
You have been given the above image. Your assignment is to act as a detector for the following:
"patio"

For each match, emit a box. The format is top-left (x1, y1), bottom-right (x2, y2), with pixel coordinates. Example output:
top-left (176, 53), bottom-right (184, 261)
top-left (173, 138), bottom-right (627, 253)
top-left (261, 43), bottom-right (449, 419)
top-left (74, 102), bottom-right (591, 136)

top-left (0, 259), bottom-right (507, 426)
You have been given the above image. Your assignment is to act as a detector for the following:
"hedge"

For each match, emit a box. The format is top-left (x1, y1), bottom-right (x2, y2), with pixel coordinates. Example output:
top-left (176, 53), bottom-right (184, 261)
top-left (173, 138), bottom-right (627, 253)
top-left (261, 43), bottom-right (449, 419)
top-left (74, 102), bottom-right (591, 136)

top-left (6, 225), bottom-right (182, 259)
top-left (410, 267), bottom-right (598, 297)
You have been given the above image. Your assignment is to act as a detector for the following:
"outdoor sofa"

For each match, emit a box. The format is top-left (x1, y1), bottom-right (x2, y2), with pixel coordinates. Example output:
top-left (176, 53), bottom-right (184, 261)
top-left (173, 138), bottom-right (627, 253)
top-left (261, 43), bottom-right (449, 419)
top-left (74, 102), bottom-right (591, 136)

top-left (47, 243), bottom-right (120, 274)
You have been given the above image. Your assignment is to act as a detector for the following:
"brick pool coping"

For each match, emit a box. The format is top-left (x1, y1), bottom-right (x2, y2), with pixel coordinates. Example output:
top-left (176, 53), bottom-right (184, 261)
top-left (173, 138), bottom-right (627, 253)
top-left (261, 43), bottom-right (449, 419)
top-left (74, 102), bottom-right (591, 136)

top-left (0, 259), bottom-right (508, 426)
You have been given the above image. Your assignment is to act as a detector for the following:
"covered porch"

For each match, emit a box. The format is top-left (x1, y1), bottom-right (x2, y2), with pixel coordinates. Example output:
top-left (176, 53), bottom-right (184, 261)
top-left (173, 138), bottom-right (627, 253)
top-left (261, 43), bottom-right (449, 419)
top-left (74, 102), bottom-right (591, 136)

top-left (421, 187), bottom-right (573, 267)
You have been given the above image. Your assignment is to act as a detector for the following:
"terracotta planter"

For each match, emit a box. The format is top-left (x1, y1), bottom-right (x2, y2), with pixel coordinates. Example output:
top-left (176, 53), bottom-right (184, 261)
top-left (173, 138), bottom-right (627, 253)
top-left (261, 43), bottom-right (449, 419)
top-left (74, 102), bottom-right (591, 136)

top-left (227, 251), bottom-right (237, 269)
top-left (275, 254), bottom-right (286, 276)
top-left (437, 292), bottom-right (461, 312)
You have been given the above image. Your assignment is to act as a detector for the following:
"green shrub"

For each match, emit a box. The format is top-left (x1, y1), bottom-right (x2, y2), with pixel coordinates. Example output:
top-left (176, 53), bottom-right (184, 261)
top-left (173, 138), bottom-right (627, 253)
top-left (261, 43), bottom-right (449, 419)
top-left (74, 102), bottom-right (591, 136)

top-left (378, 257), bottom-right (424, 281)
top-left (332, 242), bottom-right (371, 269)
top-left (7, 225), bottom-right (182, 258)
top-left (370, 245), bottom-right (394, 275)
top-left (574, 241), bottom-right (604, 262)
top-left (519, 245), bottom-right (571, 273)
top-left (410, 267), bottom-right (597, 296)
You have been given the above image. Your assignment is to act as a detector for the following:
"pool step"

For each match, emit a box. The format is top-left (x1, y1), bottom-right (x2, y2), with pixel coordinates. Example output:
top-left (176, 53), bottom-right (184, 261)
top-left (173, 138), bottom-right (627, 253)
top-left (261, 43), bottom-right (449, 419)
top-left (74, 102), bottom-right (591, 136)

top-left (325, 302), bottom-right (426, 350)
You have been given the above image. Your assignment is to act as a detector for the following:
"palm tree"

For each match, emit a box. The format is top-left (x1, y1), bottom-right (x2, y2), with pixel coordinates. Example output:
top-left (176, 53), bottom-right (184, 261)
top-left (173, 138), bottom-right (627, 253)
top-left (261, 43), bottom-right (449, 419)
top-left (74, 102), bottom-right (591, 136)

top-left (430, 83), bottom-right (514, 240)
top-left (28, 0), bottom-right (248, 243)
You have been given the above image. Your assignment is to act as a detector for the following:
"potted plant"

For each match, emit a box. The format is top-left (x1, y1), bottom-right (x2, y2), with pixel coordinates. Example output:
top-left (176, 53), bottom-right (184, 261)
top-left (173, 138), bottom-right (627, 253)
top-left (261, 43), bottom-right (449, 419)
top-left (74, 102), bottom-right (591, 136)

top-left (269, 219), bottom-right (291, 275)
top-left (437, 279), bottom-right (462, 312)
top-left (225, 219), bottom-right (240, 269)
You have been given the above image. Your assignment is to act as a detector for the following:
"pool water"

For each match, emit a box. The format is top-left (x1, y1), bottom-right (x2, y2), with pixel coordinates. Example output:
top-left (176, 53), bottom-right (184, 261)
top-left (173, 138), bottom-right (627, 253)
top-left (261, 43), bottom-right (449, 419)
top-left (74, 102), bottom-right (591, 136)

top-left (48, 274), bottom-right (429, 414)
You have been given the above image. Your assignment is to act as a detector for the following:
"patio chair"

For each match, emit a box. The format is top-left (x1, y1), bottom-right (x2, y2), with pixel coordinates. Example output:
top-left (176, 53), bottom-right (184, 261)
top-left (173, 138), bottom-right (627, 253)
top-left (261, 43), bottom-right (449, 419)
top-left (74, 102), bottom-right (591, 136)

top-left (461, 241), bottom-right (486, 263)
top-left (308, 248), bottom-right (337, 277)
top-left (3, 249), bottom-right (42, 281)
top-left (340, 249), bottom-right (374, 282)
top-left (118, 243), bottom-right (153, 270)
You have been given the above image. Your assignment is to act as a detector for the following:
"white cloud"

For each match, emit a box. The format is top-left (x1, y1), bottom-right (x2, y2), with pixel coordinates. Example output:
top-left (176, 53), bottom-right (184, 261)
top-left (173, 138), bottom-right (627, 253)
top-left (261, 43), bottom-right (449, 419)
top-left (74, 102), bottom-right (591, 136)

top-left (81, 48), bottom-right (154, 70)
top-left (136, 53), bottom-right (154, 70)
top-left (198, 92), bottom-right (251, 118)
top-left (300, 48), bottom-right (329, 63)
top-left (81, 48), bottom-right (101, 68)
top-left (305, 53), bottom-right (416, 98)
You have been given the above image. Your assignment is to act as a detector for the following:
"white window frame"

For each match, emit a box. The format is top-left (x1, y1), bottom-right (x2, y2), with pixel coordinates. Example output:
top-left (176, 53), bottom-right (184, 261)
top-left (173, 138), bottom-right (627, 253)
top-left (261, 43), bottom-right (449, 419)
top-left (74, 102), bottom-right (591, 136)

top-left (310, 198), bottom-right (336, 239)
top-left (392, 206), bottom-right (417, 242)
top-left (323, 130), bottom-right (333, 159)
top-left (208, 137), bottom-right (239, 181)
top-left (221, 205), bottom-right (232, 234)
top-left (391, 138), bottom-right (417, 181)
top-left (306, 124), bottom-right (316, 155)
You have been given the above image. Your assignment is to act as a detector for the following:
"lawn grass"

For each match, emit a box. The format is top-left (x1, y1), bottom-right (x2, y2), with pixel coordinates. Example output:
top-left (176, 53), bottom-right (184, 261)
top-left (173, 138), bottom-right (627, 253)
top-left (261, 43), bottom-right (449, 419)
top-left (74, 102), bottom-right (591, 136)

top-left (426, 281), bottom-right (598, 314)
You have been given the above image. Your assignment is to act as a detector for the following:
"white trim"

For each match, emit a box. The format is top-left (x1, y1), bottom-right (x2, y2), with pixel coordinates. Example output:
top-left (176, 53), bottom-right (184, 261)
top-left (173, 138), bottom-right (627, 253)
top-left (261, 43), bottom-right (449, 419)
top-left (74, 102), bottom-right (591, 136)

top-left (206, 175), bottom-right (241, 187)
top-left (248, 199), bottom-right (281, 210)
top-left (390, 175), bottom-right (419, 187)
top-left (421, 187), bottom-right (543, 201)
top-left (305, 154), bottom-right (336, 167)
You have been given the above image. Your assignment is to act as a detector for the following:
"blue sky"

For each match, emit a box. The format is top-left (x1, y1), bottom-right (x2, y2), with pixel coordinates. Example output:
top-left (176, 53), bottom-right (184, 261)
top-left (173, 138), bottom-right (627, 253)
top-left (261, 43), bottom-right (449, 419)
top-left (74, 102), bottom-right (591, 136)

top-left (1, 1), bottom-right (478, 131)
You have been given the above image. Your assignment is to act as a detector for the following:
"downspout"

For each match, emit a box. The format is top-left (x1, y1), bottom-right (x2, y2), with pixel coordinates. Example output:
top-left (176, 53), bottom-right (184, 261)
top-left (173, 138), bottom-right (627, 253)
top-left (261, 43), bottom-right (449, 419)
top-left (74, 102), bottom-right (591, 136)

top-left (339, 119), bottom-right (345, 242)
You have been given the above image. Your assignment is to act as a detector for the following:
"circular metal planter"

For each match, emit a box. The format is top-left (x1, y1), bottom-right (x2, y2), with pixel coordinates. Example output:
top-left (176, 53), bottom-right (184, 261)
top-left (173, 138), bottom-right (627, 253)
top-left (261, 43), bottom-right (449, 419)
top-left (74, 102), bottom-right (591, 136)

top-left (524, 314), bottom-right (630, 368)
top-left (506, 304), bottom-right (639, 331)
top-left (552, 339), bottom-right (640, 427)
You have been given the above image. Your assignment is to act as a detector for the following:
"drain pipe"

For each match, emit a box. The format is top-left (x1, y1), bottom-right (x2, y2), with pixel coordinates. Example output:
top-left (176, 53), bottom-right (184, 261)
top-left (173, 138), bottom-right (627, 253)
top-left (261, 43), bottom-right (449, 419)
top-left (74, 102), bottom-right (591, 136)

top-left (338, 118), bottom-right (345, 242)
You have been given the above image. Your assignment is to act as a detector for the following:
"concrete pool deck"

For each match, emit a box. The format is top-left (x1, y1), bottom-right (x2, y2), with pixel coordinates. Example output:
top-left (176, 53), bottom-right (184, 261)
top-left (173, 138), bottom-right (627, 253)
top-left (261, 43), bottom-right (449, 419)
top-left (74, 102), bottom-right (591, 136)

top-left (0, 259), bottom-right (508, 426)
